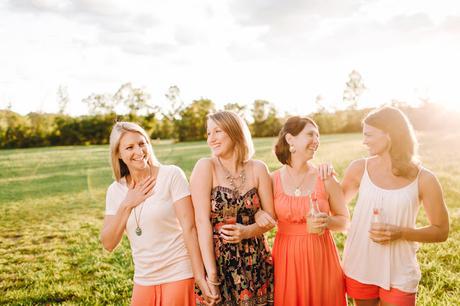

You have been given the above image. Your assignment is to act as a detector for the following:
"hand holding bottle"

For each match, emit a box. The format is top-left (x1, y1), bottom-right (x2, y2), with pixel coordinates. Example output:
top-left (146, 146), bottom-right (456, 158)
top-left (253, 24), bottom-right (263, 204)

top-left (307, 192), bottom-right (326, 234)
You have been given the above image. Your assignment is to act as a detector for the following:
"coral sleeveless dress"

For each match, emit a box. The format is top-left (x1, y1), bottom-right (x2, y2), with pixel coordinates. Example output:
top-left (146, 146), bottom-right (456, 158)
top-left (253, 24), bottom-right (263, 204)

top-left (272, 170), bottom-right (346, 306)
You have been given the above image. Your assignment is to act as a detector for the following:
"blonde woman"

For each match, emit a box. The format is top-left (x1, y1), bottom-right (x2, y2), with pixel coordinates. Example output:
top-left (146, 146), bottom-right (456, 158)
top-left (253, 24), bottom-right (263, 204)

top-left (191, 111), bottom-right (276, 305)
top-left (100, 122), bottom-right (216, 306)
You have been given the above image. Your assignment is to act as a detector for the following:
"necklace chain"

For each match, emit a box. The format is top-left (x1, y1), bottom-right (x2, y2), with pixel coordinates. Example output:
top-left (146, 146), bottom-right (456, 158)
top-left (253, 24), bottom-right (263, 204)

top-left (217, 157), bottom-right (246, 195)
top-left (130, 166), bottom-right (153, 236)
top-left (133, 202), bottom-right (144, 236)
top-left (285, 166), bottom-right (308, 196)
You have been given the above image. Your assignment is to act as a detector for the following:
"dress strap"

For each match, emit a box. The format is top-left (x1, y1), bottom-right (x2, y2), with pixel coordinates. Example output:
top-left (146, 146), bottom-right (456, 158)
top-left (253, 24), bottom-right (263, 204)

top-left (272, 169), bottom-right (282, 198)
top-left (211, 158), bottom-right (219, 188)
top-left (416, 165), bottom-right (423, 178)
top-left (415, 165), bottom-right (424, 195)
top-left (250, 160), bottom-right (257, 189)
top-left (314, 174), bottom-right (326, 198)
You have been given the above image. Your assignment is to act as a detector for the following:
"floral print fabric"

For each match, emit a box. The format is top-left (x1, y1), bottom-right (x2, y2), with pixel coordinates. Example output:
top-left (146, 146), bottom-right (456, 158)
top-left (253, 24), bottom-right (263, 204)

top-left (196, 186), bottom-right (274, 306)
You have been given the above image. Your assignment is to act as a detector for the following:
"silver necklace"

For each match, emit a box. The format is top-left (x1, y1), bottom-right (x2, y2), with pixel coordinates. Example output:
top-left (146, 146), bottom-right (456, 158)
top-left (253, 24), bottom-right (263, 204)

top-left (130, 167), bottom-right (153, 236)
top-left (133, 202), bottom-right (144, 236)
top-left (285, 166), bottom-right (308, 197)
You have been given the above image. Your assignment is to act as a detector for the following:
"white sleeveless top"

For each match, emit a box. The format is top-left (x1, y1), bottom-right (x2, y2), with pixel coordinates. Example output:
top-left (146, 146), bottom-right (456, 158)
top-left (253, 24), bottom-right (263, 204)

top-left (342, 159), bottom-right (422, 293)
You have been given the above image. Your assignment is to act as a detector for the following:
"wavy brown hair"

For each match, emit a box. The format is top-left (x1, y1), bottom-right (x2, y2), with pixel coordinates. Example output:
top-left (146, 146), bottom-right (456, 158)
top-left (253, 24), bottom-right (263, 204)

top-left (364, 106), bottom-right (419, 179)
top-left (274, 116), bottom-right (318, 166)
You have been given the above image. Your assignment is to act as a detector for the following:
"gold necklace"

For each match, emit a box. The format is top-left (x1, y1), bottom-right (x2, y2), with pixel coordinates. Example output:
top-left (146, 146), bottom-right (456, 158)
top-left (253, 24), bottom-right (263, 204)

top-left (217, 157), bottom-right (246, 196)
top-left (285, 166), bottom-right (308, 197)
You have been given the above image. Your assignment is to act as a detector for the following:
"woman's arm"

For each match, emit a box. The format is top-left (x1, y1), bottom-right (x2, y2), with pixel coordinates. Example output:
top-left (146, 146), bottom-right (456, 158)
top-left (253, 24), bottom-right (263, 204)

top-left (100, 176), bottom-right (155, 251)
top-left (320, 175), bottom-right (349, 232)
top-left (341, 159), bottom-right (365, 205)
top-left (402, 170), bottom-right (449, 242)
top-left (174, 195), bottom-right (216, 304)
top-left (371, 169), bottom-right (449, 244)
top-left (101, 206), bottom-right (132, 252)
top-left (190, 158), bottom-right (220, 301)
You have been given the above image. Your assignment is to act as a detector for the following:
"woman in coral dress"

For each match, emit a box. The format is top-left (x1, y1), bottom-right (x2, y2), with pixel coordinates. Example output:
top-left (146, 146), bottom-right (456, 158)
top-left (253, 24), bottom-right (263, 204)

top-left (264, 116), bottom-right (349, 306)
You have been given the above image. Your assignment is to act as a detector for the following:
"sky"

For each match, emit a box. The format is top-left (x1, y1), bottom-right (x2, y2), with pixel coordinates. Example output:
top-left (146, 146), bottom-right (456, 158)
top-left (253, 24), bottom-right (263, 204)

top-left (1, 0), bottom-right (460, 116)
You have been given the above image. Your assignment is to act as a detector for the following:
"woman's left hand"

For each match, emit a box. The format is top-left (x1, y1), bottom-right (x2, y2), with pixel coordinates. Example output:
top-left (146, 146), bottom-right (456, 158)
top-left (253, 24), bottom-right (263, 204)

top-left (369, 223), bottom-right (403, 244)
top-left (311, 212), bottom-right (329, 234)
top-left (255, 209), bottom-right (277, 229)
top-left (220, 224), bottom-right (248, 243)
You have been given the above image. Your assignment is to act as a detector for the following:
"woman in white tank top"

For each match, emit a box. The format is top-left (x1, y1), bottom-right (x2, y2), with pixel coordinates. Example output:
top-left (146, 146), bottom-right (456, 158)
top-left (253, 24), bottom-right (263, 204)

top-left (322, 107), bottom-right (449, 306)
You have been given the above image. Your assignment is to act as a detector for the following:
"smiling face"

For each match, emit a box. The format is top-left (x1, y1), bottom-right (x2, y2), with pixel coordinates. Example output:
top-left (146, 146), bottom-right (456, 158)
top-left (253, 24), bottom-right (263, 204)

top-left (287, 123), bottom-right (320, 160)
top-left (206, 118), bottom-right (234, 158)
top-left (118, 131), bottom-right (151, 172)
top-left (362, 123), bottom-right (390, 156)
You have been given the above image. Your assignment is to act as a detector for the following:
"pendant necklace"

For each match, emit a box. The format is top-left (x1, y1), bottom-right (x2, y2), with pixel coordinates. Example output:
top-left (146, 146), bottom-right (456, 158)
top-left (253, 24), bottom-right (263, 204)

top-left (134, 202), bottom-right (144, 236)
top-left (131, 166), bottom-right (155, 236)
top-left (285, 166), bottom-right (308, 197)
top-left (217, 157), bottom-right (246, 197)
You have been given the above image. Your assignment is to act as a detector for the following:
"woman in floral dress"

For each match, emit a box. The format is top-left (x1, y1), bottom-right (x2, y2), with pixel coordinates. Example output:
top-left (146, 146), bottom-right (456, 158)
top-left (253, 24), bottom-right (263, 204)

top-left (190, 111), bottom-right (277, 305)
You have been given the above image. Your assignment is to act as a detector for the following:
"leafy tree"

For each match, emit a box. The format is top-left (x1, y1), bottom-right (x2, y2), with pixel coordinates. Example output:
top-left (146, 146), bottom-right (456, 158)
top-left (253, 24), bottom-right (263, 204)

top-left (343, 70), bottom-right (366, 110)
top-left (164, 85), bottom-right (184, 120)
top-left (250, 100), bottom-right (282, 137)
top-left (315, 95), bottom-right (327, 113)
top-left (177, 99), bottom-right (215, 141)
top-left (224, 102), bottom-right (247, 119)
top-left (162, 85), bottom-right (186, 140)
top-left (114, 83), bottom-right (152, 116)
top-left (57, 85), bottom-right (70, 114)
top-left (83, 93), bottom-right (114, 115)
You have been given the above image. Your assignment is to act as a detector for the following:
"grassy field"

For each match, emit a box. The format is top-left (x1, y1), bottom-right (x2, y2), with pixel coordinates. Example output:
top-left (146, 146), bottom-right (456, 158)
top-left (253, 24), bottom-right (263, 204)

top-left (0, 132), bottom-right (458, 305)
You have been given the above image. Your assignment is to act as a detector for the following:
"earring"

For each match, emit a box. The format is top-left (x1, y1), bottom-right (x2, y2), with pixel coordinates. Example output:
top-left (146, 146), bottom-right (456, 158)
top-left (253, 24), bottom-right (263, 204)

top-left (289, 145), bottom-right (296, 153)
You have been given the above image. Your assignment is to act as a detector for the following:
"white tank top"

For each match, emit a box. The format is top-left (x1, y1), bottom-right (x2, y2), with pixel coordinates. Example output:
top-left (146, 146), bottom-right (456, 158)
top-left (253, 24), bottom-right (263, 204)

top-left (342, 159), bottom-right (422, 293)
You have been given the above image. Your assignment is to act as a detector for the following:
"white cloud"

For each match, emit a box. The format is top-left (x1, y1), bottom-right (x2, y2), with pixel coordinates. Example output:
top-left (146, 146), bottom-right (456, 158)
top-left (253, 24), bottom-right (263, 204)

top-left (1, 0), bottom-right (459, 115)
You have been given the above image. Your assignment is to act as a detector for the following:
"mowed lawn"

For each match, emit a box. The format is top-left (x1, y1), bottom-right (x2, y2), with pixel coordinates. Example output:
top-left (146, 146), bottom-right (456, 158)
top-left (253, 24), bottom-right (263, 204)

top-left (1, 132), bottom-right (458, 305)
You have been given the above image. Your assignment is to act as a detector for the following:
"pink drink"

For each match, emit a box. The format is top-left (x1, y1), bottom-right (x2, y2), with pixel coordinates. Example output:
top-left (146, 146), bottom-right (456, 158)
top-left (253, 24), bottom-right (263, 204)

top-left (223, 204), bottom-right (237, 225)
top-left (224, 216), bottom-right (237, 224)
top-left (371, 208), bottom-right (382, 230)
top-left (307, 194), bottom-right (322, 234)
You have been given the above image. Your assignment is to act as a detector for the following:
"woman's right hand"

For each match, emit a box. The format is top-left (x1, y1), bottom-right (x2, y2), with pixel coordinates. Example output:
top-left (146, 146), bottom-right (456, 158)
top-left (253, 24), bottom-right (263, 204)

top-left (123, 176), bottom-right (156, 209)
top-left (318, 163), bottom-right (335, 180)
top-left (196, 278), bottom-right (220, 305)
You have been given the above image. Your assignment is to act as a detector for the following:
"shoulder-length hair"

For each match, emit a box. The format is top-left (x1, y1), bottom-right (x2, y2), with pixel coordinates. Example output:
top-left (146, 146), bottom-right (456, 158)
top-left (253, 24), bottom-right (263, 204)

top-left (363, 106), bottom-right (419, 178)
top-left (274, 116), bottom-right (318, 166)
top-left (207, 111), bottom-right (255, 166)
top-left (109, 122), bottom-right (159, 182)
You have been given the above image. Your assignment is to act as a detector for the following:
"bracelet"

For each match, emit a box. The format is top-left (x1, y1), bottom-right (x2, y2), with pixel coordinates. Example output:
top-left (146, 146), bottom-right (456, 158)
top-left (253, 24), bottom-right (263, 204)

top-left (206, 276), bottom-right (221, 286)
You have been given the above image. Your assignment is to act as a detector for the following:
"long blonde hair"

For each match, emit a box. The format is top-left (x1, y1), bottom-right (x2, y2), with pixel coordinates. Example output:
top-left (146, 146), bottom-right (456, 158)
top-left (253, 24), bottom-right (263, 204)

top-left (109, 122), bottom-right (159, 182)
top-left (207, 111), bottom-right (255, 166)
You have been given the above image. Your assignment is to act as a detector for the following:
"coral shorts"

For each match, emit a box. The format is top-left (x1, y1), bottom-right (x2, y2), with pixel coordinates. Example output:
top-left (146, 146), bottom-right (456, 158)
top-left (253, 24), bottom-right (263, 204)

top-left (345, 276), bottom-right (416, 306)
top-left (131, 278), bottom-right (195, 306)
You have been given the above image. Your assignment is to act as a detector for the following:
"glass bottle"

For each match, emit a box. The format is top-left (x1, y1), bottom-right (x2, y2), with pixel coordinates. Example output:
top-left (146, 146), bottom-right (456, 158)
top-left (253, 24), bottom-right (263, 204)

top-left (307, 192), bottom-right (321, 234)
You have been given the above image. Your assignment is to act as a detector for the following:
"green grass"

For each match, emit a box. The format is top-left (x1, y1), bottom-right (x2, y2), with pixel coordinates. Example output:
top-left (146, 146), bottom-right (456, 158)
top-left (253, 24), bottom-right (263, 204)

top-left (1, 133), bottom-right (458, 305)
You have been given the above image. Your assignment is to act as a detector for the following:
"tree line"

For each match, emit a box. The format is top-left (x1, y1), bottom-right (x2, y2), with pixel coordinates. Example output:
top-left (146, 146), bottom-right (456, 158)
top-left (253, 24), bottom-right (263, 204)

top-left (1, 80), bottom-right (458, 149)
